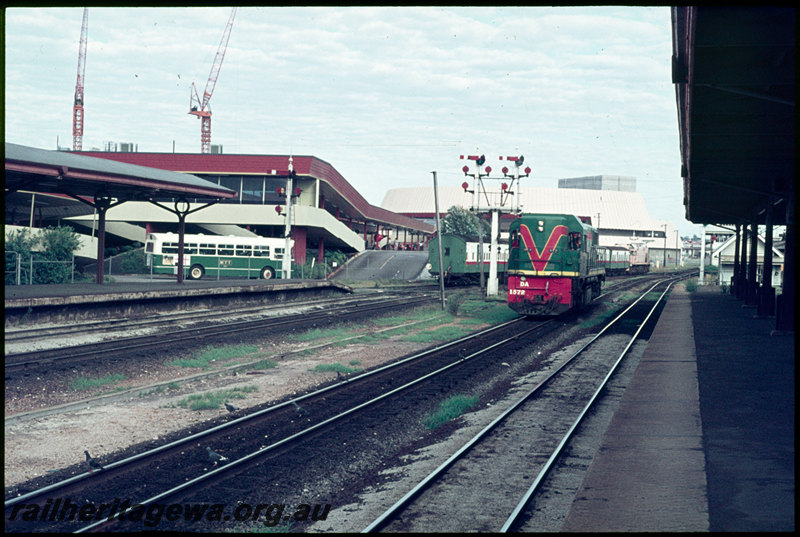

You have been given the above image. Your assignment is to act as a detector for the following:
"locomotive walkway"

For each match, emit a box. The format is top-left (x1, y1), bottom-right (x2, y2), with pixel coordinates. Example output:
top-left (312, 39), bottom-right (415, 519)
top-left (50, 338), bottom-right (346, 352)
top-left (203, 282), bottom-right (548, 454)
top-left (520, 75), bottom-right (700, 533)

top-left (561, 283), bottom-right (794, 532)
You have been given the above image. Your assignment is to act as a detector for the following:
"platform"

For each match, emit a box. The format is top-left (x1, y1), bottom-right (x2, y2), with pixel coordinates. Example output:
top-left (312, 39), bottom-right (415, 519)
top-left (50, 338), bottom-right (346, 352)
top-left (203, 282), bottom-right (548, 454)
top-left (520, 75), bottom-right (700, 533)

top-left (4, 277), bottom-right (352, 326)
top-left (561, 283), bottom-right (794, 532)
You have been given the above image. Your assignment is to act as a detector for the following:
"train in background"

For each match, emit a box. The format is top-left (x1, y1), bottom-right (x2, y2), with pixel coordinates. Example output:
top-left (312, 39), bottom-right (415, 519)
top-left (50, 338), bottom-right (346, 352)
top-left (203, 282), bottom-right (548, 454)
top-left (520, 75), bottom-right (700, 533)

top-left (596, 242), bottom-right (651, 275)
top-left (507, 213), bottom-right (605, 316)
top-left (426, 233), bottom-right (508, 285)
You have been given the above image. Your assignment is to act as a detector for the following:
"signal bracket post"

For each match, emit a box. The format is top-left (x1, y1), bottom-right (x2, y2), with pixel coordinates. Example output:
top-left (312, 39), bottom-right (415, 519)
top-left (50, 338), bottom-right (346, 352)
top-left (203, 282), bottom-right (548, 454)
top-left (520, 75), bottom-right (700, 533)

top-left (282, 156), bottom-right (294, 280)
top-left (460, 153), bottom-right (528, 296)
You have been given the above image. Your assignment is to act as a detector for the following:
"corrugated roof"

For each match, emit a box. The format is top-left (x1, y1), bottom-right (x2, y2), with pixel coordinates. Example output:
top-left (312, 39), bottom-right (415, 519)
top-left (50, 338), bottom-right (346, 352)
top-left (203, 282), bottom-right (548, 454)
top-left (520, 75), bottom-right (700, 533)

top-left (381, 186), bottom-right (661, 232)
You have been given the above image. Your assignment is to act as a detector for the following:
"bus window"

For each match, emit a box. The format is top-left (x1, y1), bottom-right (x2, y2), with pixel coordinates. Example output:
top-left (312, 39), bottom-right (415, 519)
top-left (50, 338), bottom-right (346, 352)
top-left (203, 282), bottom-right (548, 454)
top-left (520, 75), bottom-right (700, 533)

top-left (163, 242), bottom-right (179, 254)
top-left (274, 247), bottom-right (285, 260)
top-left (236, 245), bottom-right (252, 257)
top-left (145, 242), bottom-right (154, 253)
top-left (253, 245), bottom-right (270, 257)
top-left (199, 243), bottom-right (216, 255)
top-left (218, 244), bottom-right (234, 256)
top-left (185, 243), bottom-right (198, 255)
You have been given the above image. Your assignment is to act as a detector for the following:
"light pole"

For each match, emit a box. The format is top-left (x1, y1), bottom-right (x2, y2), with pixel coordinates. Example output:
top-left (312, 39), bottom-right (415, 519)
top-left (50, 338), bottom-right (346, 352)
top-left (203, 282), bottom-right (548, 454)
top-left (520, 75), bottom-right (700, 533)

top-left (662, 224), bottom-right (668, 268)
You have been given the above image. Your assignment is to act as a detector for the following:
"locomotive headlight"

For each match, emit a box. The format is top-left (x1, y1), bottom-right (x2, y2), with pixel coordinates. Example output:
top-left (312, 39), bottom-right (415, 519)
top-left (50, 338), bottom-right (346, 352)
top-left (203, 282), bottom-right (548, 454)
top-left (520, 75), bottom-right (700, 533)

top-left (537, 220), bottom-right (544, 232)
top-left (520, 276), bottom-right (526, 282)
top-left (425, 263), bottom-right (432, 270)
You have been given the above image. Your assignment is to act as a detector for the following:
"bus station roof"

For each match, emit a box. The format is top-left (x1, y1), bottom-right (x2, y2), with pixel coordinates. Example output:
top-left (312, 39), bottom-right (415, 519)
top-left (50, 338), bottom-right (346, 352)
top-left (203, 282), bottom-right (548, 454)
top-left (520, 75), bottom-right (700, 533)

top-left (5, 143), bottom-right (237, 202)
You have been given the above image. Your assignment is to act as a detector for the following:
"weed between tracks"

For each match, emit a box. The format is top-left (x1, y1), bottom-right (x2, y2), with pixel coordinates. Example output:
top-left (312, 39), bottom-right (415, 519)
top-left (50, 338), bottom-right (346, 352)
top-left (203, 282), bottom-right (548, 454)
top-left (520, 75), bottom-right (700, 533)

top-left (311, 361), bottom-right (362, 374)
top-left (173, 386), bottom-right (259, 411)
top-left (424, 394), bottom-right (480, 430)
top-left (168, 344), bottom-right (260, 368)
top-left (70, 373), bottom-right (127, 391)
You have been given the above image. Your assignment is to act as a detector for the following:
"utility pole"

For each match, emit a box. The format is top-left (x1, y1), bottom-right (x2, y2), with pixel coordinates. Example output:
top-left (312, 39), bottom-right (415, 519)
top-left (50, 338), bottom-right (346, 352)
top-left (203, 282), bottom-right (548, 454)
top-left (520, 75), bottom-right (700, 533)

top-left (432, 171), bottom-right (446, 310)
top-left (663, 223), bottom-right (668, 268)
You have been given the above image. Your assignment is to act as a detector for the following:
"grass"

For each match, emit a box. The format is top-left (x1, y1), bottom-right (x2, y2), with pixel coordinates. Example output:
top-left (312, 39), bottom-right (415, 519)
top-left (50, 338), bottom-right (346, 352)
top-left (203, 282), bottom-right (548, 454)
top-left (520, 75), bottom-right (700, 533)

top-left (289, 327), bottom-right (354, 345)
top-left (424, 394), bottom-right (480, 430)
top-left (401, 324), bottom-right (474, 344)
top-left (372, 307), bottom-right (444, 326)
top-left (71, 373), bottom-right (126, 391)
top-left (311, 363), bottom-right (361, 374)
top-left (685, 279), bottom-right (698, 292)
top-left (175, 386), bottom-right (258, 411)
top-left (168, 344), bottom-right (260, 368)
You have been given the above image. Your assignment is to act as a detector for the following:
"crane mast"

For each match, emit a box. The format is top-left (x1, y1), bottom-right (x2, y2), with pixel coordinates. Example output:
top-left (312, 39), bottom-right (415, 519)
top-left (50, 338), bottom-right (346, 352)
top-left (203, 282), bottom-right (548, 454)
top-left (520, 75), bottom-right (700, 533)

top-left (189, 7), bottom-right (237, 154)
top-left (73, 8), bottom-right (88, 151)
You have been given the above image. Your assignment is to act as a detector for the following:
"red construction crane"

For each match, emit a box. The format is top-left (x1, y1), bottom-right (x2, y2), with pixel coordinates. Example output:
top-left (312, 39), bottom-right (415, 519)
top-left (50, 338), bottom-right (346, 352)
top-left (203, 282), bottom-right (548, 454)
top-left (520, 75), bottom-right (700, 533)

top-left (189, 7), bottom-right (237, 154)
top-left (73, 8), bottom-right (88, 151)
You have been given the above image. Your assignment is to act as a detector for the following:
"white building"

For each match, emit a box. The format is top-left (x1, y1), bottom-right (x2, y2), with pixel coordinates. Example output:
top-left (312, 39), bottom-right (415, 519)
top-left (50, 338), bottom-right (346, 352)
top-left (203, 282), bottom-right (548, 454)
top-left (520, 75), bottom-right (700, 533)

top-left (711, 234), bottom-right (784, 288)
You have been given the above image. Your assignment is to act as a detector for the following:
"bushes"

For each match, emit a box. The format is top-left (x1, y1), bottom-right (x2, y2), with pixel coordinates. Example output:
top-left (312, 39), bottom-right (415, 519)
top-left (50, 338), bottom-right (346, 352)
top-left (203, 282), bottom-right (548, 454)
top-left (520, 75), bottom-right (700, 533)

top-left (5, 226), bottom-right (81, 284)
top-left (292, 249), bottom-right (350, 279)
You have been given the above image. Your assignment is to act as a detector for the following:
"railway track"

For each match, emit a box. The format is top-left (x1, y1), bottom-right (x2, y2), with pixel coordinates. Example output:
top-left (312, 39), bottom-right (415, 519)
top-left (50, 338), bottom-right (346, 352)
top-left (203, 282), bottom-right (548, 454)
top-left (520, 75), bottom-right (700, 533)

top-left (361, 275), bottom-right (686, 532)
top-left (4, 273), bottom-right (694, 532)
top-left (3, 289), bottom-right (427, 347)
top-left (4, 292), bottom-right (436, 374)
top-left (5, 314), bottom-right (556, 532)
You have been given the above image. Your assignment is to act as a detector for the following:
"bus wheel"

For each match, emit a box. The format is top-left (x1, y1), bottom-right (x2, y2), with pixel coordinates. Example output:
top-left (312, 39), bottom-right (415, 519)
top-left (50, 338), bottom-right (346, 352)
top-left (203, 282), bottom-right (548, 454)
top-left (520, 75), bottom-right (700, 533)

top-left (260, 266), bottom-right (275, 279)
top-left (189, 264), bottom-right (205, 280)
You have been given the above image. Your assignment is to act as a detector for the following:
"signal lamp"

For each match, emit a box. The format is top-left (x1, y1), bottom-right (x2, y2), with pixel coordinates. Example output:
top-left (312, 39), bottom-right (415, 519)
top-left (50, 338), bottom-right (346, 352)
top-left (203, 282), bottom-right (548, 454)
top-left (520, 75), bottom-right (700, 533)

top-left (462, 165), bottom-right (469, 174)
top-left (502, 183), bottom-right (508, 191)
top-left (516, 155), bottom-right (525, 166)
top-left (293, 187), bottom-right (302, 196)
top-left (524, 166), bottom-right (531, 174)
top-left (476, 154), bottom-right (486, 166)
top-left (461, 181), bottom-right (469, 191)
top-left (275, 205), bottom-right (282, 214)
top-left (484, 166), bottom-right (491, 173)
top-left (276, 187), bottom-right (284, 195)
top-left (502, 166), bottom-right (509, 175)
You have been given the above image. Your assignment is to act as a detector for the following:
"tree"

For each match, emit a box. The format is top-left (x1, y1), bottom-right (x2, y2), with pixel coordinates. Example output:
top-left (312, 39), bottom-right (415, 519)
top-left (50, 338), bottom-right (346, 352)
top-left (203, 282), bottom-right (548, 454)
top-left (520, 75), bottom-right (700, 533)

top-left (441, 205), bottom-right (488, 238)
top-left (34, 226), bottom-right (82, 284)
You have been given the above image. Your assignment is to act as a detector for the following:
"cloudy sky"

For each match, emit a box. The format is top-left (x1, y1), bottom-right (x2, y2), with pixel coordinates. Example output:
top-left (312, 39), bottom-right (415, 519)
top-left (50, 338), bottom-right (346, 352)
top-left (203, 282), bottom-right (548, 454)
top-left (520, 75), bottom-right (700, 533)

top-left (4, 6), bottom-right (698, 236)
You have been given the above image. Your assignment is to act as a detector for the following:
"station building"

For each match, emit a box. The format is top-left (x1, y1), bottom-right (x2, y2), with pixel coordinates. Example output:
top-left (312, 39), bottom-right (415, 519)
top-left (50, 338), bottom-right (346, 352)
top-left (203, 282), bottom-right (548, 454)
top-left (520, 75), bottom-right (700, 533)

top-left (53, 151), bottom-right (435, 264)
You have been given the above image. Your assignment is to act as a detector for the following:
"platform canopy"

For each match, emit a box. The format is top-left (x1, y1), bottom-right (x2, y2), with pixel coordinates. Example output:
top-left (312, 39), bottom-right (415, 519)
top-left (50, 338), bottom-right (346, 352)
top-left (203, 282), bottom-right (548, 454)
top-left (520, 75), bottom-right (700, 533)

top-left (5, 143), bottom-right (236, 202)
top-left (672, 7), bottom-right (794, 226)
top-left (5, 142), bottom-right (237, 284)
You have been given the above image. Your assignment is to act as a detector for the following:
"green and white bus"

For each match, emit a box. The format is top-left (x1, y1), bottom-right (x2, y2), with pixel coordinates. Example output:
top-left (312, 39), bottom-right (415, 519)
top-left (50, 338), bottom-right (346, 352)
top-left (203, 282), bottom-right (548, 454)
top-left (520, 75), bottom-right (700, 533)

top-left (145, 233), bottom-right (292, 280)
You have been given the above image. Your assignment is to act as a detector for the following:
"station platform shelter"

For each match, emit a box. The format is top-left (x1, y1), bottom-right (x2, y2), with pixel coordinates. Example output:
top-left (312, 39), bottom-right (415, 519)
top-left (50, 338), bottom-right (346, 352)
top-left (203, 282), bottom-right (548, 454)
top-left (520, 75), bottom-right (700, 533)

top-left (55, 152), bottom-right (434, 265)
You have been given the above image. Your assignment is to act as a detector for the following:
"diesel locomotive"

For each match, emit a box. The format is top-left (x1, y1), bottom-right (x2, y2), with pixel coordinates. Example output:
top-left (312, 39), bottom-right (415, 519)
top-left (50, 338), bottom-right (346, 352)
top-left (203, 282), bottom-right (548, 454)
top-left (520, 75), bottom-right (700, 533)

top-left (507, 213), bottom-right (604, 316)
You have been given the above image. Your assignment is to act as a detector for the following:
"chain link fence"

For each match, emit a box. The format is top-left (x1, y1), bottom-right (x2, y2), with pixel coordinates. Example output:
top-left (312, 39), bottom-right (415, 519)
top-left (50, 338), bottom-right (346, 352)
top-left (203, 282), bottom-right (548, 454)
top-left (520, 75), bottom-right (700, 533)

top-left (5, 252), bottom-right (76, 285)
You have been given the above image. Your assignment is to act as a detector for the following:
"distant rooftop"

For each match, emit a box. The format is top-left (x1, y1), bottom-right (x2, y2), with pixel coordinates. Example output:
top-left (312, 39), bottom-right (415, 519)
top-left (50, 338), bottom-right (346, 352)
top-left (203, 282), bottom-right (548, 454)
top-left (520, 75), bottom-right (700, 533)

top-left (558, 175), bottom-right (636, 192)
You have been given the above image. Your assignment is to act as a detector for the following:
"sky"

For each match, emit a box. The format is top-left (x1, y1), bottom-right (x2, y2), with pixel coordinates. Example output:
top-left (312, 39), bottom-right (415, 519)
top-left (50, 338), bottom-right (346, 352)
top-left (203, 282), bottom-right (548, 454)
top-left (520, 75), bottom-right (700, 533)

top-left (4, 6), bottom-right (699, 237)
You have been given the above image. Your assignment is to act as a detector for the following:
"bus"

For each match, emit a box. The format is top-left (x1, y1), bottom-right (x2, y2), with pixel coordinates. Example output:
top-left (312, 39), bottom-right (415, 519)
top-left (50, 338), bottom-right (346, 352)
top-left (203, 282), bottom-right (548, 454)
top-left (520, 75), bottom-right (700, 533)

top-left (144, 233), bottom-right (293, 280)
